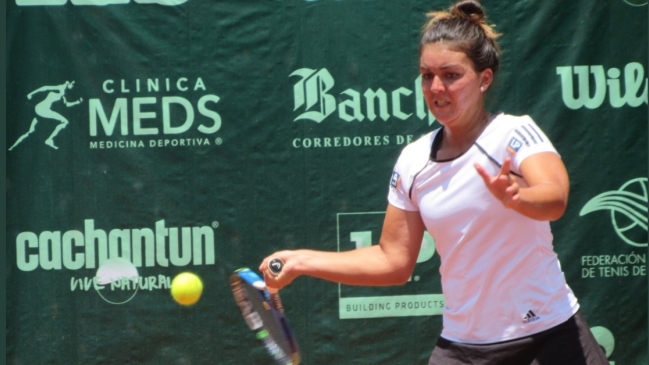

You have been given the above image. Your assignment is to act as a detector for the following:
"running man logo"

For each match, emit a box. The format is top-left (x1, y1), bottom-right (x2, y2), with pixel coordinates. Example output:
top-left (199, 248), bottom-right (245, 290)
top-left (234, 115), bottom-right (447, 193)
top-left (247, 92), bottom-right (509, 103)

top-left (16, 0), bottom-right (187, 6)
top-left (580, 178), bottom-right (648, 248)
top-left (9, 81), bottom-right (82, 151)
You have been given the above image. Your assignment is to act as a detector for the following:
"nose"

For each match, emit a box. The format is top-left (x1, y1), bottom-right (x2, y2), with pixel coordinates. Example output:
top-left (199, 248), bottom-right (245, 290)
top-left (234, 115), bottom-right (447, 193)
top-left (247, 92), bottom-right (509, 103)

top-left (429, 75), bottom-right (445, 93)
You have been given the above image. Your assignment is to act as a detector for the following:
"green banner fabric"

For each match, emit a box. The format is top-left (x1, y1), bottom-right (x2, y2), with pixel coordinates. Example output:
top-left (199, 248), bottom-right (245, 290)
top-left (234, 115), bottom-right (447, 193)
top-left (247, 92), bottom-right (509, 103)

top-left (6, 1), bottom-right (648, 364)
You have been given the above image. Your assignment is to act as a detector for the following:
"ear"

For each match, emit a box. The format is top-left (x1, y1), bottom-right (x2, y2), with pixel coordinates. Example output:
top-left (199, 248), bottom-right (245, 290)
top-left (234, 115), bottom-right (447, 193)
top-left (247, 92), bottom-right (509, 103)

top-left (479, 68), bottom-right (494, 92)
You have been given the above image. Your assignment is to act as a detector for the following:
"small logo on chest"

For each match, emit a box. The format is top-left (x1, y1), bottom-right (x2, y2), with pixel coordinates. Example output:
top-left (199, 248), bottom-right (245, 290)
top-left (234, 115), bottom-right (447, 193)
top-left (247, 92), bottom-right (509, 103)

top-left (522, 310), bottom-right (541, 324)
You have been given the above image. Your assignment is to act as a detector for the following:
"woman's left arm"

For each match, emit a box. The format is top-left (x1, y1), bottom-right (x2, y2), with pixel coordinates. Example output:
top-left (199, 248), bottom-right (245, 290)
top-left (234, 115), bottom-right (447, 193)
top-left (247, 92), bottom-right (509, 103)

top-left (474, 152), bottom-right (569, 221)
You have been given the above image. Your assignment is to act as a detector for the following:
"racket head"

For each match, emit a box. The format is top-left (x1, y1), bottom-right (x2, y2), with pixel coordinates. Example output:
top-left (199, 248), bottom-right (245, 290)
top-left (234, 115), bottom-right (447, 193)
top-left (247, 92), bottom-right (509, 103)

top-left (230, 268), bottom-right (301, 365)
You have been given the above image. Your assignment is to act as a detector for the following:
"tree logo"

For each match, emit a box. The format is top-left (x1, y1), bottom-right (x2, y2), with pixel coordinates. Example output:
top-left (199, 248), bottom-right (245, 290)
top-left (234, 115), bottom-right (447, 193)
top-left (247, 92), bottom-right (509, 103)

top-left (580, 178), bottom-right (648, 247)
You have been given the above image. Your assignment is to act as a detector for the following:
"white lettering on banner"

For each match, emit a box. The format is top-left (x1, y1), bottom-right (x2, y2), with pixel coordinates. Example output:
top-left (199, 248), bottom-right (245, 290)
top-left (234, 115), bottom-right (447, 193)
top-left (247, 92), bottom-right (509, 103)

top-left (90, 97), bottom-right (221, 136)
top-left (556, 62), bottom-right (648, 109)
top-left (15, 219), bottom-right (216, 271)
top-left (339, 295), bottom-right (445, 319)
top-left (88, 138), bottom-right (215, 149)
top-left (291, 68), bottom-right (436, 125)
top-left (343, 298), bottom-right (446, 312)
top-left (102, 78), bottom-right (206, 94)
top-left (70, 275), bottom-right (171, 292)
top-left (16, 0), bottom-right (188, 6)
top-left (91, 77), bottom-right (220, 137)
top-left (580, 253), bottom-right (647, 278)
top-left (292, 68), bottom-right (336, 123)
top-left (80, 75), bottom-right (222, 149)
top-left (291, 135), bottom-right (415, 149)
top-left (9, 77), bottom-right (223, 151)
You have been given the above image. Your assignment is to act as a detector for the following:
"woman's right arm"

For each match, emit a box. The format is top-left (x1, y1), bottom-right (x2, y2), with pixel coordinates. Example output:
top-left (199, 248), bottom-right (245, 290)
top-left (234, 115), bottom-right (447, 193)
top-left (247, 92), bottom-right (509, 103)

top-left (259, 204), bottom-right (426, 289)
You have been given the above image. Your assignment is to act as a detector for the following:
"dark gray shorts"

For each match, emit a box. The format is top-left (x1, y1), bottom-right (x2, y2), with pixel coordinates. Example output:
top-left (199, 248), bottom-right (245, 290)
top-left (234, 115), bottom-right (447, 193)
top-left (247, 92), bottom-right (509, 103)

top-left (428, 311), bottom-right (609, 365)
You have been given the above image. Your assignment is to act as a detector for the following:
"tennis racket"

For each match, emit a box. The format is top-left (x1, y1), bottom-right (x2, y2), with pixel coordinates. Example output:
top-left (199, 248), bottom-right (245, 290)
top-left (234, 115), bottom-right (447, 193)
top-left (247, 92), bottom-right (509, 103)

top-left (230, 258), bottom-right (301, 365)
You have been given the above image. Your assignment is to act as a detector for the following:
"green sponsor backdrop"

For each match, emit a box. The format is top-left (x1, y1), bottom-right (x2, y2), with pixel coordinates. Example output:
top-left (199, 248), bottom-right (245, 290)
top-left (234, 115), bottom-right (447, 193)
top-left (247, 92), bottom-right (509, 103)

top-left (6, 0), bottom-right (648, 364)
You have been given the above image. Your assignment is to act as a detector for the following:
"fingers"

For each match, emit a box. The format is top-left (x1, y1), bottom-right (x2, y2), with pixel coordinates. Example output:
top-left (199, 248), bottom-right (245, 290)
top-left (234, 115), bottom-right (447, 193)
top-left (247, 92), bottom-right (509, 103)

top-left (473, 162), bottom-right (491, 184)
top-left (503, 181), bottom-right (521, 206)
top-left (259, 253), bottom-right (286, 274)
top-left (259, 251), bottom-right (295, 290)
top-left (475, 158), bottom-right (512, 183)
top-left (258, 257), bottom-right (269, 273)
top-left (474, 158), bottom-right (522, 207)
top-left (500, 157), bottom-right (511, 178)
top-left (260, 257), bottom-right (281, 289)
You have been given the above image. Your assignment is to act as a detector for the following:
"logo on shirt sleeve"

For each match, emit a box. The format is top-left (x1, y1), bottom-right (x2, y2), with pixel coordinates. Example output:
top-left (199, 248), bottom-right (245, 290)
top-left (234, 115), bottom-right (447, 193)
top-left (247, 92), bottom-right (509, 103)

top-left (390, 171), bottom-right (400, 189)
top-left (507, 137), bottom-right (523, 154)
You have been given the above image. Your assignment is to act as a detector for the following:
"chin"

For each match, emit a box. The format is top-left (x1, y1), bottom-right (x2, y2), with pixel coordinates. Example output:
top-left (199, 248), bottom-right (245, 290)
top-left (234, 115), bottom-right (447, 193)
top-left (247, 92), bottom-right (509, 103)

top-left (430, 113), bottom-right (452, 126)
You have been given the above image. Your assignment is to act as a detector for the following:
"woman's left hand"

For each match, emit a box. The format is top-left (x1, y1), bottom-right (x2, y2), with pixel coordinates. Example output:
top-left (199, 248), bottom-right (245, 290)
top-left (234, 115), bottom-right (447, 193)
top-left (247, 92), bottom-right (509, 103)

top-left (474, 153), bottom-right (569, 221)
top-left (474, 157), bottom-right (526, 208)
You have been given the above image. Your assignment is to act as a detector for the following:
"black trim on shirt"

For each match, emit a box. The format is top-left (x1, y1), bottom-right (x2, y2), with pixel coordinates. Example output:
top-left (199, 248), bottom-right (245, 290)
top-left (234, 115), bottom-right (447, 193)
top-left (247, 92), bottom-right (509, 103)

top-left (408, 116), bottom-right (524, 200)
top-left (474, 142), bottom-right (523, 178)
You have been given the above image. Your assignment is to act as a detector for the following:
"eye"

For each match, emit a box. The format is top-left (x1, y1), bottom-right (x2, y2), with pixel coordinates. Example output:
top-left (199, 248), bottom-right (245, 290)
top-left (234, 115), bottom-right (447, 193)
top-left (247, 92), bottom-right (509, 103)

top-left (421, 72), bottom-right (433, 80)
top-left (446, 72), bottom-right (460, 79)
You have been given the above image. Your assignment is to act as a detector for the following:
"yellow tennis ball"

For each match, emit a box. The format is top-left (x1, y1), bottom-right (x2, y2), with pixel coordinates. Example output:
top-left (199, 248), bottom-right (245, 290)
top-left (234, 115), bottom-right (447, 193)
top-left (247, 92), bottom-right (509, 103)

top-left (171, 272), bottom-right (203, 306)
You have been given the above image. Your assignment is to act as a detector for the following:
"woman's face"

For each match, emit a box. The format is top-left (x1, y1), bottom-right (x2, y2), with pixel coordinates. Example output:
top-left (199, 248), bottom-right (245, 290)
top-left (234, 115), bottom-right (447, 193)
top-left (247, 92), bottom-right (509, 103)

top-left (420, 42), bottom-right (492, 128)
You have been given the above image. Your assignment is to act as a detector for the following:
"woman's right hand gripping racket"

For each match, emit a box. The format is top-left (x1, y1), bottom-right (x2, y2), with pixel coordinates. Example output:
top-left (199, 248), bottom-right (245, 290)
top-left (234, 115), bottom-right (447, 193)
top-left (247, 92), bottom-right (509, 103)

top-left (230, 258), bottom-right (301, 365)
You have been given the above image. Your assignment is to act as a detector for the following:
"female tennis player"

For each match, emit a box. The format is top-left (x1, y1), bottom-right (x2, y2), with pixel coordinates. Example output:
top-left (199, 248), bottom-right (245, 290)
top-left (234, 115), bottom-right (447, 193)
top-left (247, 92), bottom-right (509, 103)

top-left (261, 1), bottom-right (608, 364)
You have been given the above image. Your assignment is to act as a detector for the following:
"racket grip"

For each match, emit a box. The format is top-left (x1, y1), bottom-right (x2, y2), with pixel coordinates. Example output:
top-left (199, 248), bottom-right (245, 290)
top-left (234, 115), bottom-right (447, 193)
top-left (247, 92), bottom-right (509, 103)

top-left (268, 257), bottom-right (284, 276)
top-left (268, 289), bottom-right (285, 313)
top-left (266, 258), bottom-right (286, 313)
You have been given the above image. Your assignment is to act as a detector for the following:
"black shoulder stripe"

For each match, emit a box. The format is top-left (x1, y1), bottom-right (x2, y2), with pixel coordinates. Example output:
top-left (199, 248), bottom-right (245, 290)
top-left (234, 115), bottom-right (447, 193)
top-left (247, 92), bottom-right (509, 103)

top-left (474, 142), bottom-right (523, 178)
top-left (514, 129), bottom-right (531, 146)
top-left (520, 125), bottom-right (538, 144)
top-left (526, 124), bottom-right (545, 143)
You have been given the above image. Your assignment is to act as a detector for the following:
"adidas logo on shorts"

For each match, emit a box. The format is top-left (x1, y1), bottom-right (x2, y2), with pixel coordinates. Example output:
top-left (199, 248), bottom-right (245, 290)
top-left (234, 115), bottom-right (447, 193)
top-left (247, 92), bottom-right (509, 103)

top-left (522, 310), bottom-right (540, 324)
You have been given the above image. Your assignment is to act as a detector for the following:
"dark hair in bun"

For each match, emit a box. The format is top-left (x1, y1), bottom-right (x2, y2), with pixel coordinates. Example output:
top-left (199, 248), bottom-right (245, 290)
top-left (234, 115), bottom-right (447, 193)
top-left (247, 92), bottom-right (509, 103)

top-left (452, 1), bottom-right (485, 20)
top-left (421, 0), bottom-right (501, 74)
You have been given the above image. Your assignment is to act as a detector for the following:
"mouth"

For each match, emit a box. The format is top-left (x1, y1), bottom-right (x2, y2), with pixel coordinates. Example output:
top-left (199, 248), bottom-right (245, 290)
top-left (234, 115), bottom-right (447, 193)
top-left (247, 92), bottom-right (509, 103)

top-left (434, 100), bottom-right (450, 107)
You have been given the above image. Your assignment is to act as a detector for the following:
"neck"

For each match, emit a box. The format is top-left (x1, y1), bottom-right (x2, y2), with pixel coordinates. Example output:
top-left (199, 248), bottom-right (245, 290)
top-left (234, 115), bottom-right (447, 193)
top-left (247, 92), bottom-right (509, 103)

top-left (442, 109), bottom-right (491, 148)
